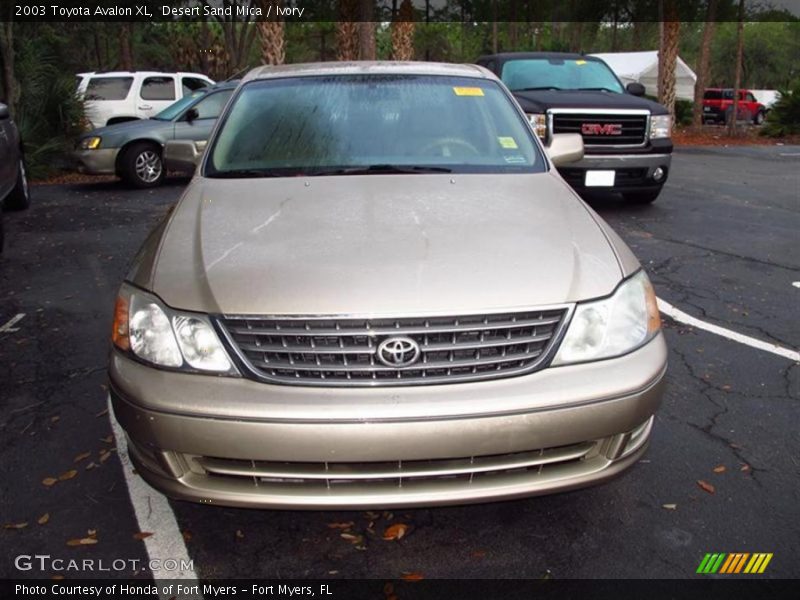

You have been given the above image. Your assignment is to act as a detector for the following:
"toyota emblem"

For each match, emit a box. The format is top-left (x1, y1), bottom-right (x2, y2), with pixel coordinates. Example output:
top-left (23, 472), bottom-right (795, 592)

top-left (377, 336), bottom-right (421, 368)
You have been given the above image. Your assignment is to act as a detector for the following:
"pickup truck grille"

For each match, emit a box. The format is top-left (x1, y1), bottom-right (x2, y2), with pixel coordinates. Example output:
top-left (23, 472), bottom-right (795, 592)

top-left (551, 111), bottom-right (648, 146)
top-left (217, 308), bottom-right (569, 387)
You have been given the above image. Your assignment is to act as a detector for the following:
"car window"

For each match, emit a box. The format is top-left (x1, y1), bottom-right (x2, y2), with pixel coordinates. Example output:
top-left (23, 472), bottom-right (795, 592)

top-left (85, 77), bottom-right (134, 101)
top-left (723, 90), bottom-right (734, 100)
top-left (207, 74), bottom-right (543, 177)
top-left (182, 77), bottom-right (211, 96)
top-left (152, 91), bottom-right (207, 121)
top-left (500, 58), bottom-right (624, 93)
top-left (746, 92), bottom-right (756, 102)
top-left (141, 77), bottom-right (176, 101)
top-left (703, 90), bottom-right (722, 100)
top-left (191, 90), bottom-right (233, 120)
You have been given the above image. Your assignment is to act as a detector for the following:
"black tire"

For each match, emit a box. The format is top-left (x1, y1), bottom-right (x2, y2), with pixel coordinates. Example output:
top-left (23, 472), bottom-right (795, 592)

top-left (754, 110), bottom-right (765, 125)
top-left (623, 189), bottom-right (661, 204)
top-left (5, 157), bottom-right (31, 211)
top-left (119, 142), bottom-right (165, 188)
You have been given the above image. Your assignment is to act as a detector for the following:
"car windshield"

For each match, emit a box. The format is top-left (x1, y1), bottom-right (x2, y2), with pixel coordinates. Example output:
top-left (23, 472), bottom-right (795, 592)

top-left (206, 74), bottom-right (543, 178)
top-left (501, 58), bottom-right (625, 94)
top-left (152, 91), bottom-right (207, 121)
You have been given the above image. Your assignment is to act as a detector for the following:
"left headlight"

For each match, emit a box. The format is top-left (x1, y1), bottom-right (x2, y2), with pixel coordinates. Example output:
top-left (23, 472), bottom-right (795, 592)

top-left (552, 271), bottom-right (661, 366)
top-left (649, 115), bottom-right (671, 139)
top-left (111, 282), bottom-right (237, 375)
top-left (80, 136), bottom-right (102, 150)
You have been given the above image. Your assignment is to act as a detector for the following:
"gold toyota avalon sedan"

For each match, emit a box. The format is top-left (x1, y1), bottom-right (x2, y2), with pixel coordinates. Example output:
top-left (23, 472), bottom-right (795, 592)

top-left (109, 62), bottom-right (667, 509)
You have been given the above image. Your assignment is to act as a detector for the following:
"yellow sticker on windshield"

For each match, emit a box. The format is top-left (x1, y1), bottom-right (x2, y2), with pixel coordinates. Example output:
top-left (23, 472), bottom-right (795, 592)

top-left (576, 59), bottom-right (587, 65)
top-left (453, 86), bottom-right (484, 96)
top-left (497, 136), bottom-right (518, 149)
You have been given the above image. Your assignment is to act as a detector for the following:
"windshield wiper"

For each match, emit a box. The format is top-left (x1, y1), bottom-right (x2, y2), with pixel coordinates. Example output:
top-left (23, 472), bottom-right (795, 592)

top-left (310, 164), bottom-right (453, 176)
top-left (512, 86), bottom-right (562, 92)
top-left (576, 87), bottom-right (620, 93)
top-left (206, 169), bottom-right (286, 179)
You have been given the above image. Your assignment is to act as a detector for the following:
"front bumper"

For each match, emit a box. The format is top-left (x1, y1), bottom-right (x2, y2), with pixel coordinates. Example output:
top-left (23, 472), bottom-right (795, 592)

top-left (73, 148), bottom-right (119, 175)
top-left (110, 333), bottom-right (668, 509)
top-left (557, 152), bottom-right (672, 193)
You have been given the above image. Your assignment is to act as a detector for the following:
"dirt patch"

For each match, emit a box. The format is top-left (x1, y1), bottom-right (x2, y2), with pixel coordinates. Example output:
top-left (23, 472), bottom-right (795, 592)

top-left (673, 126), bottom-right (800, 147)
top-left (31, 172), bottom-right (118, 186)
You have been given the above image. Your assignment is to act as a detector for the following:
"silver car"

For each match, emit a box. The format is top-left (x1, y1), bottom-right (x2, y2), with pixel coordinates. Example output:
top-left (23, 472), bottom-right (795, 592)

top-left (0, 102), bottom-right (31, 253)
top-left (109, 62), bottom-right (667, 509)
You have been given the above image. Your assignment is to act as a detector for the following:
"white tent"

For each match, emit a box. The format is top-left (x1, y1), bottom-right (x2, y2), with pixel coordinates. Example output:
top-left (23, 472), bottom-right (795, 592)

top-left (590, 51), bottom-right (698, 102)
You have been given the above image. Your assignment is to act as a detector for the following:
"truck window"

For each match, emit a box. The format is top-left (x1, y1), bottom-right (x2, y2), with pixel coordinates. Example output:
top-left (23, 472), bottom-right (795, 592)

top-left (85, 77), bottom-right (134, 101)
top-left (182, 77), bottom-right (210, 96)
top-left (703, 90), bottom-right (722, 100)
top-left (141, 77), bottom-right (176, 101)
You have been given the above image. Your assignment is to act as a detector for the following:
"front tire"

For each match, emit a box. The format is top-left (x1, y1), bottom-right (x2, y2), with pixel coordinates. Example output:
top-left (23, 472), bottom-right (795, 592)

top-left (623, 189), bottom-right (661, 204)
top-left (754, 110), bottom-right (765, 125)
top-left (119, 142), bottom-right (165, 188)
top-left (6, 158), bottom-right (31, 211)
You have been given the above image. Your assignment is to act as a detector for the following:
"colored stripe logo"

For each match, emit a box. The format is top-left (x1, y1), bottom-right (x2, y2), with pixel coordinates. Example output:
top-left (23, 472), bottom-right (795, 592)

top-left (697, 553), bottom-right (773, 574)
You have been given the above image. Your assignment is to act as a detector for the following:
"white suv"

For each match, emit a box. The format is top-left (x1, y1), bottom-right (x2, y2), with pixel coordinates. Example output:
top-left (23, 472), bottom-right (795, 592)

top-left (76, 71), bottom-right (215, 130)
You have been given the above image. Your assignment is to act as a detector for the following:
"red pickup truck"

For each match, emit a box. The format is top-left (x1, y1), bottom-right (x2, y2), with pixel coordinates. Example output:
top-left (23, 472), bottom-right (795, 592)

top-left (703, 88), bottom-right (767, 125)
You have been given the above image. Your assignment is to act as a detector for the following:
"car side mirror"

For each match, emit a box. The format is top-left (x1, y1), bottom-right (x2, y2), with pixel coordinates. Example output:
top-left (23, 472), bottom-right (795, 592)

top-left (0, 103), bottom-right (9, 119)
top-left (185, 108), bottom-right (199, 122)
top-left (626, 82), bottom-right (646, 97)
top-left (164, 140), bottom-right (206, 173)
top-left (547, 134), bottom-right (584, 167)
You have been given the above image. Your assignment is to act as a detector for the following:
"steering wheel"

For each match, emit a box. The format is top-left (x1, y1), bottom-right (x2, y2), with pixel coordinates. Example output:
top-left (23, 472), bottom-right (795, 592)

top-left (419, 137), bottom-right (481, 157)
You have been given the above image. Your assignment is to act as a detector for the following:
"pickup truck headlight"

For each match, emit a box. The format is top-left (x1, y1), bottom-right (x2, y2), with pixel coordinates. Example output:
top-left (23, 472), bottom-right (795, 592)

top-left (112, 283), bottom-right (237, 374)
top-left (552, 271), bottom-right (661, 365)
top-left (80, 137), bottom-right (102, 150)
top-left (527, 113), bottom-right (547, 139)
top-left (649, 115), bottom-right (671, 139)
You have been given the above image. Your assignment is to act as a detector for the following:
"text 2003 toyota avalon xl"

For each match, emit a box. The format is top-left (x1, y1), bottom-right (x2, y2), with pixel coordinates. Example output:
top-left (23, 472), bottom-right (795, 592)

top-left (109, 62), bottom-right (666, 509)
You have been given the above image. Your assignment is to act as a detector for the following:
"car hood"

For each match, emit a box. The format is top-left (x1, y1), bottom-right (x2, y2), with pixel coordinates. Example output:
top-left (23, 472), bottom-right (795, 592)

top-left (82, 118), bottom-right (171, 142)
top-left (140, 173), bottom-right (627, 316)
top-left (512, 90), bottom-right (667, 115)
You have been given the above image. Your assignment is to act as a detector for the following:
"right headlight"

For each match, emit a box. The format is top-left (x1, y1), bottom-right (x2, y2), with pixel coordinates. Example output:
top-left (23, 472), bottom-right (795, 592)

top-left (649, 115), bottom-right (672, 139)
top-left (552, 270), bottom-right (661, 366)
top-left (112, 282), bottom-right (238, 375)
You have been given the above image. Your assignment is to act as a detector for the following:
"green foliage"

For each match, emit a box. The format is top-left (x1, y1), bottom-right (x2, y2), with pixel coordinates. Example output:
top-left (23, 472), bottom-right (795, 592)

top-left (761, 82), bottom-right (800, 137)
top-left (13, 35), bottom-right (84, 178)
top-left (675, 99), bottom-right (694, 126)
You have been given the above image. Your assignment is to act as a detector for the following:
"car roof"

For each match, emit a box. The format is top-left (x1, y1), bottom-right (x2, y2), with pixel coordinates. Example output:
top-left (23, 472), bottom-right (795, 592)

top-left (477, 52), bottom-right (600, 62)
top-left (243, 61), bottom-right (493, 83)
top-left (77, 71), bottom-right (212, 78)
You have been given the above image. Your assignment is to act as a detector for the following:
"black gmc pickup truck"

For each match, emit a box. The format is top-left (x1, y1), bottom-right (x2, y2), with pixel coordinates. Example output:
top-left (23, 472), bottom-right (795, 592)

top-left (476, 52), bottom-right (673, 203)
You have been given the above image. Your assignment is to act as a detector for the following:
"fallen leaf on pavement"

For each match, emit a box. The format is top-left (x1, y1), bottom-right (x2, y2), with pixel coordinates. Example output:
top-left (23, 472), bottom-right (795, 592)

top-left (235, 529), bottom-right (245, 539)
top-left (741, 464), bottom-right (750, 472)
top-left (66, 537), bottom-right (98, 546)
top-left (50, 416), bottom-right (60, 423)
top-left (85, 462), bottom-right (98, 470)
top-left (58, 470), bottom-right (78, 481)
top-left (662, 504), bottom-right (677, 510)
top-left (4, 522), bottom-right (29, 529)
top-left (100, 435), bottom-right (113, 444)
top-left (382, 523), bottom-right (409, 541)
top-left (133, 532), bottom-right (154, 540)
top-left (95, 408), bottom-right (108, 418)
top-left (340, 533), bottom-right (362, 543)
top-left (713, 465), bottom-right (726, 473)
top-left (74, 452), bottom-right (91, 463)
top-left (327, 522), bottom-right (355, 530)
top-left (99, 450), bottom-right (111, 463)
top-left (401, 572), bottom-right (424, 581)
top-left (42, 477), bottom-right (58, 487)
top-left (697, 480), bottom-right (715, 494)
top-left (38, 514), bottom-right (50, 525)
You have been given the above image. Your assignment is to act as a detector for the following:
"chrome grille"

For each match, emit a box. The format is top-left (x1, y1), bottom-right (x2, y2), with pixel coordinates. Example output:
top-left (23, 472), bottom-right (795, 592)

top-left (191, 441), bottom-right (597, 489)
top-left (217, 308), bottom-right (569, 386)
top-left (551, 110), bottom-right (648, 146)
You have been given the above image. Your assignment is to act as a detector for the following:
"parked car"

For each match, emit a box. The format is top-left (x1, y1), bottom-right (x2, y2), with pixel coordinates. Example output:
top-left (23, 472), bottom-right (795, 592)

top-left (476, 52), bottom-right (673, 204)
top-left (76, 71), bottom-right (215, 130)
top-left (109, 62), bottom-right (667, 510)
top-left (702, 88), bottom-right (767, 125)
top-left (74, 81), bottom-right (237, 188)
top-left (0, 102), bottom-right (31, 254)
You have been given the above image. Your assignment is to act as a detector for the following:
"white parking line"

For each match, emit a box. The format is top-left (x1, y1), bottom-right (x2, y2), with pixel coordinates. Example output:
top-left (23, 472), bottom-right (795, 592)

top-left (657, 298), bottom-right (800, 362)
top-left (0, 313), bottom-right (25, 333)
top-left (107, 396), bottom-right (202, 599)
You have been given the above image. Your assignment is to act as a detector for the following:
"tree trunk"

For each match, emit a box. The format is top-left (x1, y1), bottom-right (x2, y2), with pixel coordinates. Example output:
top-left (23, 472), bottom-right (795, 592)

top-left (692, 0), bottom-right (718, 129)
top-left (337, 0), bottom-right (359, 61)
top-left (358, 0), bottom-right (376, 61)
top-left (491, 0), bottom-right (498, 54)
top-left (118, 23), bottom-right (134, 70)
top-left (728, 0), bottom-right (746, 136)
top-left (658, 1), bottom-right (680, 130)
top-left (0, 20), bottom-right (18, 113)
top-left (257, 0), bottom-right (285, 65)
top-left (391, 0), bottom-right (415, 61)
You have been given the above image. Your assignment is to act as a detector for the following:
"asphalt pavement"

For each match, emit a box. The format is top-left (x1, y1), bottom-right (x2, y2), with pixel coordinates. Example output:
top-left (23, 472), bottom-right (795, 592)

top-left (1, 146), bottom-right (798, 581)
